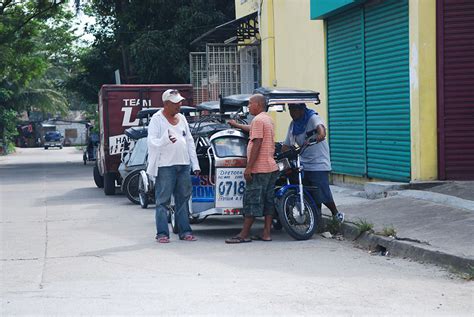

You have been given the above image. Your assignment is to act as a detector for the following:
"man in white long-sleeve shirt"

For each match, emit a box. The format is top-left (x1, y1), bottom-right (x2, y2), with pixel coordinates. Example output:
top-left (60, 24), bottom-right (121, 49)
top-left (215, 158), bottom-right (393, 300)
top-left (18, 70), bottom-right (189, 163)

top-left (147, 89), bottom-right (200, 243)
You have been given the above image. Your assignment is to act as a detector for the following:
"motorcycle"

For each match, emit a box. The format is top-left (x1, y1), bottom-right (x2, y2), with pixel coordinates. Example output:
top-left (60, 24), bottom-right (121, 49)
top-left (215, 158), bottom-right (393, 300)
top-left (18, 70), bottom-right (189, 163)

top-left (274, 132), bottom-right (323, 240)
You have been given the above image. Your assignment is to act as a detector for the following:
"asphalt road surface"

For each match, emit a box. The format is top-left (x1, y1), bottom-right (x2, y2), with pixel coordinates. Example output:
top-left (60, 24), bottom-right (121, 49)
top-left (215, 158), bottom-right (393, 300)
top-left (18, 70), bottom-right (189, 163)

top-left (1, 148), bottom-right (473, 316)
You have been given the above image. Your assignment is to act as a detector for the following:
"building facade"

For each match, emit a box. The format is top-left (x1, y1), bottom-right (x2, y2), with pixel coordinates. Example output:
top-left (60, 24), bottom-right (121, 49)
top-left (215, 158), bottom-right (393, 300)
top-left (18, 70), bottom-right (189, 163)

top-left (235, 0), bottom-right (473, 182)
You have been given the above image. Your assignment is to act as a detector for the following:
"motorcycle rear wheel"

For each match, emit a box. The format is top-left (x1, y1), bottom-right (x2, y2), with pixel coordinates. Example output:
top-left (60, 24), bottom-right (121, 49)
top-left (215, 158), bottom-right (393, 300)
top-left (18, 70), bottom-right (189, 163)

top-left (277, 189), bottom-right (318, 240)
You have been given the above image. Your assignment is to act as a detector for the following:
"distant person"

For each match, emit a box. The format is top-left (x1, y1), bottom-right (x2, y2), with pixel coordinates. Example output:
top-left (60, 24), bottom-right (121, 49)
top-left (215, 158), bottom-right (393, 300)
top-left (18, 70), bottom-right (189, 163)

top-left (147, 89), bottom-right (201, 243)
top-left (225, 94), bottom-right (278, 243)
top-left (282, 103), bottom-right (344, 223)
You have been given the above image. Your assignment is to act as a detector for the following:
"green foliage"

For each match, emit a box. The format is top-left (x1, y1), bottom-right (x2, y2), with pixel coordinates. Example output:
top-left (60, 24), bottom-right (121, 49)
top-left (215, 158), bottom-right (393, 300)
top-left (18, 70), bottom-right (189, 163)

top-left (0, 0), bottom-right (76, 114)
top-left (325, 216), bottom-right (341, 234)
top-left (71, 0), bottom-right (235, 103)
top-left (0, 108), bottom-right (19, 154)
top-left (465, 266), bottom-right (474, 281)
top-left (354, 218), bottom-right (374, 233)
top-left (86, 109), bottom-right (99, 133)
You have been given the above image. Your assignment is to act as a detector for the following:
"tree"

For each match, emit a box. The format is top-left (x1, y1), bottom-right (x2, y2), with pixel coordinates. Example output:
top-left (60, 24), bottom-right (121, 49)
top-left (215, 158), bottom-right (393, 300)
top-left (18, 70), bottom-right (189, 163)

top-left (0, 0), bottom-right (76, 112)
top-left (0, 0), bottom-right (77, 153)
top-left (71, 0), bottom-right (235, 103)
top-left (0, 108), bottom-right (18, 154)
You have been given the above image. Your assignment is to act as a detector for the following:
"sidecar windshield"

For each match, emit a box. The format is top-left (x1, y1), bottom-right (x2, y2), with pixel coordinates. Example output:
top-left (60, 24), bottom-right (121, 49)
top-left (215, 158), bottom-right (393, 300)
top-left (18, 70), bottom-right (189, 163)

top-left (128, 138), bottom-right (148, 166)
top-left (212, 136), bottom-right (247, 158)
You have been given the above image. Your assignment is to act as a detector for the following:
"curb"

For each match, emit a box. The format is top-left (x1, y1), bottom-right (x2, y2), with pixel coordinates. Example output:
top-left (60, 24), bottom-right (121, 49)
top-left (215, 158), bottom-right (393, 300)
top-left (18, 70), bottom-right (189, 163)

top-left (322, 218), bottom-right (474, 275)
top-left (396, 190), bottom-right (474, 211)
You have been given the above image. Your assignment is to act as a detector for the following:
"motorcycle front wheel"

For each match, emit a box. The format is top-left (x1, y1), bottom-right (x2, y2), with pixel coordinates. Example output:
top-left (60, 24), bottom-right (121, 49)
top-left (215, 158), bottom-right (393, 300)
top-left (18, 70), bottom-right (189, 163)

top-left (138, 172), bottom-right (149, 209)
top-left (169, 205), bottom-right (178, 234)
top-left (276, 189), bottom-right (318, 240)
top-left (122, 170), bottom-right (140, 205)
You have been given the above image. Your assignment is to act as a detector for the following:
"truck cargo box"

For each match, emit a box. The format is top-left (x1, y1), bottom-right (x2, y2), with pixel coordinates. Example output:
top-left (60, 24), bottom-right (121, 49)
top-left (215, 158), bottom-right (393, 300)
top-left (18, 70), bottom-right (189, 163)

top-left (95, 84), bottom-right (193, 195)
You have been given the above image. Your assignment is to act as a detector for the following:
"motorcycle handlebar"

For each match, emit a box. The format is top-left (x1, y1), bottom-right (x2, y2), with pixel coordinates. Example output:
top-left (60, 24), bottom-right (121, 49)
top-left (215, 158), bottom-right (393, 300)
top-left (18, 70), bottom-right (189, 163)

top-left (275, 147), bottom-right (298, 160)
top-left (275, 137), bottom-right (319, 160)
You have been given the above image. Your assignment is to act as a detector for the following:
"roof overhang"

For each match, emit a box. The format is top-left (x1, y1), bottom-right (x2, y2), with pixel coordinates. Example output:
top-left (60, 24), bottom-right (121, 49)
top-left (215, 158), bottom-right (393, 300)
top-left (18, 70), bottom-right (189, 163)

top-left (310, 0), bottom-right (367, 19)
top-left (191, 12), bottom-right (259, 47)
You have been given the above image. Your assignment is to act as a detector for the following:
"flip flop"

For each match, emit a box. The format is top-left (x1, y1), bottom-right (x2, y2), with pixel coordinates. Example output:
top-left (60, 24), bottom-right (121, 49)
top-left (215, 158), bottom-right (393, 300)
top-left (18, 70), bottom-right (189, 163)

top-left (250, 235), bottom-right (272, 242)
top-left (225, 236), bottom-right (252, 244)
top-left (181, 235), bottom-right (197, 241)
top-left (156, 236), bottom-right (170, 243)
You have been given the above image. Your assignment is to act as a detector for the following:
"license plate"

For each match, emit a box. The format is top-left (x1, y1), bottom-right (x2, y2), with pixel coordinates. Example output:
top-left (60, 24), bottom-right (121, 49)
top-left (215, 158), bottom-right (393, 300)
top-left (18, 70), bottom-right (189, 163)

top-left (215, 168), bottom-right (245, 208)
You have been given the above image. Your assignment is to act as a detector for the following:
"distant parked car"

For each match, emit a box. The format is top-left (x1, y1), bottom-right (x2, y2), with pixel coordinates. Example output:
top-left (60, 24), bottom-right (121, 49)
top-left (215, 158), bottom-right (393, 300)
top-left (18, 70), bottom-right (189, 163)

top-left (44, 131), bottom-right (63, 149)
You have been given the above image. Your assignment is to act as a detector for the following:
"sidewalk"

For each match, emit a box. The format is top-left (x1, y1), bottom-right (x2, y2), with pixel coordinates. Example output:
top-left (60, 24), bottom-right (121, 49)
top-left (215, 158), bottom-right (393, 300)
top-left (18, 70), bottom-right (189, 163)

top-left (326, 181), bottom-right (474, 275)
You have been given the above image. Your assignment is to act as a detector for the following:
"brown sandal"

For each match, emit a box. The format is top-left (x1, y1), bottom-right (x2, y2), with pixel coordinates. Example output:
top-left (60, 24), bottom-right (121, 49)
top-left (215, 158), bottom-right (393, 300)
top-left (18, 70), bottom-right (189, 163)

top-left (181, 235), bottom-right (197, 241)
top-left (225, 236), bottom-right (252, 244)
top-left (156, 236), bottom-right (170, 243)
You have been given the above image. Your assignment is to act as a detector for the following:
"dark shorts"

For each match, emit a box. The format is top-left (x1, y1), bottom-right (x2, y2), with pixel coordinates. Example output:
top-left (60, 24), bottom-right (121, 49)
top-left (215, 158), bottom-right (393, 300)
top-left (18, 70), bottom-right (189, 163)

top-left (242, 171), bottom-right (278, 217)
top-left (303, 171), bottom-right (334, 205)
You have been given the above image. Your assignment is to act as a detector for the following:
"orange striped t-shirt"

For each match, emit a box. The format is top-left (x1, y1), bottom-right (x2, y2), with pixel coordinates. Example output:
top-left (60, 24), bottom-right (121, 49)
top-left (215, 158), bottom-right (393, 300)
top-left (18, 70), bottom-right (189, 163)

top-left (247, 112), bottom-right (278, 173)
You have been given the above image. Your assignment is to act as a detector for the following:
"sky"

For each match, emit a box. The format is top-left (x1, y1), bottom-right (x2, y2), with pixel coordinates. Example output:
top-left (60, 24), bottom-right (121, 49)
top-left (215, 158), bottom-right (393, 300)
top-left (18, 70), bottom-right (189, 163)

top-left (68, 1), bottom-right (95, 45)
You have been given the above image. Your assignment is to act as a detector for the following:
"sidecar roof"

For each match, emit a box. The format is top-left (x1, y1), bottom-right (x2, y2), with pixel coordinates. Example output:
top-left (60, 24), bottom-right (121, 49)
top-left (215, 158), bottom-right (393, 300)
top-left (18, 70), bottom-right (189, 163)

top-left (219, 94), bottom-right (251, 113)
top-left (197, 101), bottom-right (220, 112)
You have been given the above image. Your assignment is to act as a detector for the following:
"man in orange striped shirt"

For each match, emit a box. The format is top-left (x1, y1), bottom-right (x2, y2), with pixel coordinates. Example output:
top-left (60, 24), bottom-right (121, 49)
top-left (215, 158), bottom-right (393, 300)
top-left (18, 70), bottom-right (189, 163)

top-left (225, 94), bottom-right (279, 243)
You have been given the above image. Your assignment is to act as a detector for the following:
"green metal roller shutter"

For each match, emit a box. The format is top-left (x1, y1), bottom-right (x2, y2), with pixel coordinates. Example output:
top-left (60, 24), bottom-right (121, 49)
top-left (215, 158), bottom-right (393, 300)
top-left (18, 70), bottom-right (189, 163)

top-left (327, 7), bottom-right (366, 176)
top-left (365, 0), bottom-right (410, 181)
top-left (326, 0), bottom-right (410, 181)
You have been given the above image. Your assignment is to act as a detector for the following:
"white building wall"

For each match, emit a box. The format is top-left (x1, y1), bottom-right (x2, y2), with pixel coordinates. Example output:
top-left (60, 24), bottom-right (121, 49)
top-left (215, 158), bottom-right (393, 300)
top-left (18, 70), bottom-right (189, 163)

top-left (53, 121), bottom-right (88, 145)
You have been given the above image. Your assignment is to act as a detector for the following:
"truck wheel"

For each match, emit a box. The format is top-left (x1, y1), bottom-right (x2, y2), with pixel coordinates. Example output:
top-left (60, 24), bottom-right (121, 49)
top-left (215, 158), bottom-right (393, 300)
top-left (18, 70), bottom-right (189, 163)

top-left (103, 172), bottom-right (116, 195)
top-left (93, 164), bottom-right (104, 188)
top-left (44, 146), bottom-right (48, 150)
top-left (122, 170), bottom-right (140, 205)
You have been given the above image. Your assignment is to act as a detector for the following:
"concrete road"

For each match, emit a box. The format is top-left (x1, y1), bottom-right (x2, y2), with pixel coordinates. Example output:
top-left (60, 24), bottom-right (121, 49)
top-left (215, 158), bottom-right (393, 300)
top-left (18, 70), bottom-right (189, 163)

top-left (1, 148), bottom-right (473, 316)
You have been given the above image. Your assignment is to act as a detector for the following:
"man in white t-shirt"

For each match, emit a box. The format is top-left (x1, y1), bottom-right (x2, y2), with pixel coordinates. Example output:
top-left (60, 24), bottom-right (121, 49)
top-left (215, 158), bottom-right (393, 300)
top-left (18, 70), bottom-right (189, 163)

top-left (147, 89), bottom-right (200, 243)
top-left (282, 103), bottom-right (344, 223)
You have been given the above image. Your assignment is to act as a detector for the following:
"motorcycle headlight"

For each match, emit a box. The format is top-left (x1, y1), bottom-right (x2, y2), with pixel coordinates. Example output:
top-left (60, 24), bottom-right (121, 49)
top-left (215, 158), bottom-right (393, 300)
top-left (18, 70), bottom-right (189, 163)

top-left (277, 158), bottom-right (290, 172)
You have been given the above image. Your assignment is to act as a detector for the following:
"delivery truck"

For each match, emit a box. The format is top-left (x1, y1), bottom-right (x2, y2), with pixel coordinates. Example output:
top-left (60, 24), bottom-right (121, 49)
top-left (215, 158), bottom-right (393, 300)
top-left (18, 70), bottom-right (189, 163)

top-left (93, 84), bottom-right (193, 195)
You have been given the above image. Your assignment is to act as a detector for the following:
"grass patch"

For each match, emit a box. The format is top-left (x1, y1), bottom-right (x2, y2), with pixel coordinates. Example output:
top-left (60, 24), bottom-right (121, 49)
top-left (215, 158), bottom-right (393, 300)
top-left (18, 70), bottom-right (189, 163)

top-left (354, 218), bottom-right (374, 234)
top-left (462, 266), bottom-right (474, 281)
top-left (378, 225), bottom-right (397, 237)
top-left (325, 216), bottom-right (341, 234)
top-left (449, 265), bottom-right (474, 281)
